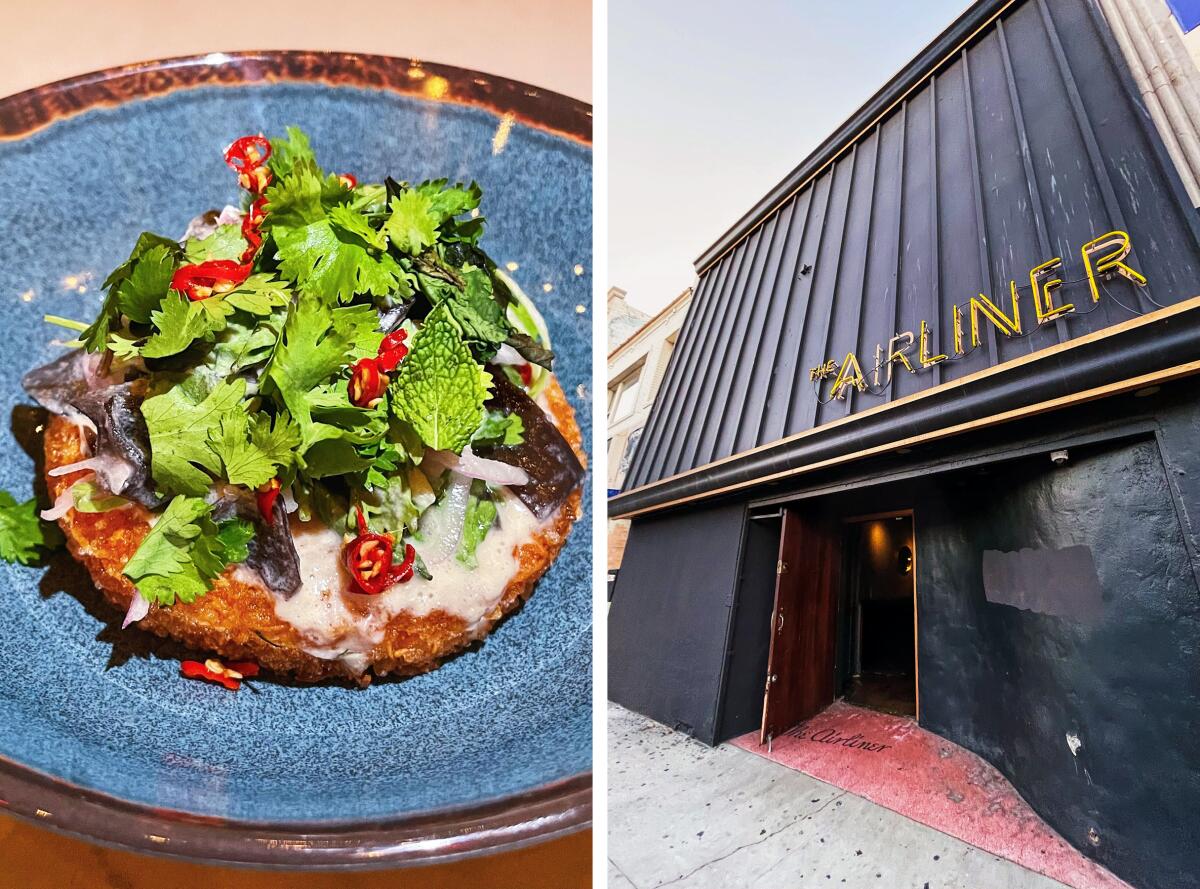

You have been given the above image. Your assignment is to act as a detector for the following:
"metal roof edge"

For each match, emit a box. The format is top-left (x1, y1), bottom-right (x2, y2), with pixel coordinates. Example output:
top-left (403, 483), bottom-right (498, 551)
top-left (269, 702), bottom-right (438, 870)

top-left (693, 0), bottom-right (1012, 274)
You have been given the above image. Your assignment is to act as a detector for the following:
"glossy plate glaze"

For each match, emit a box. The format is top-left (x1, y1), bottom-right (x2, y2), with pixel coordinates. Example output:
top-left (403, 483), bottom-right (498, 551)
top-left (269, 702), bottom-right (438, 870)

top-left (0, 52), bottom-right (591, 867)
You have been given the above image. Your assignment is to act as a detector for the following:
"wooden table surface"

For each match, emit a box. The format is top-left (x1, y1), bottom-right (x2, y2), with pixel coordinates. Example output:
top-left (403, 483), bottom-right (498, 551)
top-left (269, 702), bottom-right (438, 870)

top-left (0, 1), bottom-right (591, 886)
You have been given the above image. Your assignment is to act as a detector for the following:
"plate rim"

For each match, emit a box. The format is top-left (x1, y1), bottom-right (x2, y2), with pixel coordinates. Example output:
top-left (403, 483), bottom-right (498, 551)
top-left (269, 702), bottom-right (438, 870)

top-left (0, 49), bottom-right (592, 867)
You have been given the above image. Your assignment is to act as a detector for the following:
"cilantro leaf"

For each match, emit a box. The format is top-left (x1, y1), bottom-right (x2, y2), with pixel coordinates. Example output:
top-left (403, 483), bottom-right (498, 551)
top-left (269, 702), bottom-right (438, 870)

top-left (275, 218), bottom-right (406, 304)
top-left (116, 244), bottom-right (178, 324)
top-left (183, 224), bottom-right (247, 263)
top-left (456, 480), bottom-right (497, 568)
top-left (416, 179), bottom-right (483, 223)
top-left (221, 273), bottom-right (293, 316)
top-left (391, 305), bottom-right (490, 453)
top-left (262, 299), bottom-right (365, 429)
top-left (384, 190), bottom-right (439, 255)
top-left (207, 412), bottom-right (278, 488)
top-left (83, 232), bottom-right (181, 351)
top-left (122, 495), bottom-right (254, 606)
top-left (250, 412), bottom-right (302, 470)
top-left (141, 378), bottom-right (248, 496)
top-left (140, 292), bottom-right (230, 359)
top-left (268, 126), bottom-right (320, 180)
top-left (0, 491), bottom-right (60, 565)
top-left (261, 166), bottom-right (329, 230)
top-left (329, 204), bottom-right (387, 250)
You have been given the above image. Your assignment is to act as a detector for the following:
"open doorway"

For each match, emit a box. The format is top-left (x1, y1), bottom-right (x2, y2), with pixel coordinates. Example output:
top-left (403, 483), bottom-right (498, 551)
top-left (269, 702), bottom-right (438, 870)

top-left (841, 514), bottom-right (916, 717)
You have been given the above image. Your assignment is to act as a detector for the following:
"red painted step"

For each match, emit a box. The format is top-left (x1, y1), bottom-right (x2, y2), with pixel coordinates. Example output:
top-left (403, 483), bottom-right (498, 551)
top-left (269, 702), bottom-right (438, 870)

top-left (731, 702), bottom-right (1131, 889)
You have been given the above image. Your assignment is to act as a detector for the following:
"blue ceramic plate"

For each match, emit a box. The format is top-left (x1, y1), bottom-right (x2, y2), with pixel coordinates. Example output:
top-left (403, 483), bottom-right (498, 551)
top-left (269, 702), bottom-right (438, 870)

top-left (0, 52), bottom-right (591, 866)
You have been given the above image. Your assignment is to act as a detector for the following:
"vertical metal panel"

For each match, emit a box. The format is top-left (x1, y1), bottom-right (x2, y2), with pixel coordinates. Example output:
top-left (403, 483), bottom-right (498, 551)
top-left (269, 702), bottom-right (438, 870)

top-left (693, 216), bottom-right (780, 467)
top-left (786, 151), bottom-right (858, 435)
top-left (758, 173), bottom-right (835, 446)
top-left (707, 210), bottom-right (790, 464)
top-left (818, 132), bottom-right (880, 427)
top-left (627, 259), bottom-right (723, 488)
top-left (732, 190), bottom-right (815, 454)
top-left (675, 226), bottom-right (763, 475)
top-left (626, 0), bottom-right (1200, 491)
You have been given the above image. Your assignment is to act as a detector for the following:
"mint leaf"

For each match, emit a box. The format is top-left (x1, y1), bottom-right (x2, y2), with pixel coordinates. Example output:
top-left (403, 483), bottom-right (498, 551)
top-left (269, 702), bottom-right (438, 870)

top-left (0, 491), bottom-right (60, 565)
top-left (391, 305), bottom-right (490, 452)
top-left (141, 378), bottom-right (247, 496)
top-left (122, 495), bottom-right (253, 606)
top-left (384, 190), bottom-right (439, 255)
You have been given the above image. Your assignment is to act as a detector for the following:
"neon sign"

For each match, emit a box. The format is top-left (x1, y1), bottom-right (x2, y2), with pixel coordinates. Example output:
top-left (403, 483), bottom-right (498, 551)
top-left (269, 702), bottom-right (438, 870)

top-left (809, 230), bottom-right (1148, 400)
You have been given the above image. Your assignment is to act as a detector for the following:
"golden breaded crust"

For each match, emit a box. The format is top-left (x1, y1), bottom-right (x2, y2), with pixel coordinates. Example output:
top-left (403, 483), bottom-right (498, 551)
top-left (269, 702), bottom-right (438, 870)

top-left (44, 378), bottom-right (584, 685)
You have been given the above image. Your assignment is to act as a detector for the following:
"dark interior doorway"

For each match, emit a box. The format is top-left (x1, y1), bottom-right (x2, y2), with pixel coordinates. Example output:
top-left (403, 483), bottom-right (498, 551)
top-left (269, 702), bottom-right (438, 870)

top-left (841, 514), bottom-right (916, 717)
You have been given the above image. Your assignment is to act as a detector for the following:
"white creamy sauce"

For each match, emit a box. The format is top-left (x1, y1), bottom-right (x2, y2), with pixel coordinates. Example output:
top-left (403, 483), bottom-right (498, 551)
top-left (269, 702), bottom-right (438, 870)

top-left (270, 491), bottom-right (544, 671)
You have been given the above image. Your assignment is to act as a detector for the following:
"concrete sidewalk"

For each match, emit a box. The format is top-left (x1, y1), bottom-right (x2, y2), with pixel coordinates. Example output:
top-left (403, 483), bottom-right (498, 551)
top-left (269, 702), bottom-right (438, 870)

top-left (608, 703), bottom-right (1072, 889)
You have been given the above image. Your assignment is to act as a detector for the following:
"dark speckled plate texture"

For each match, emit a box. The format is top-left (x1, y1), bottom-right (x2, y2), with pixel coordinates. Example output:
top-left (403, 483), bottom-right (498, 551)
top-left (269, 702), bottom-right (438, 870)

top-left (0, 55), bottom-right (591, 866)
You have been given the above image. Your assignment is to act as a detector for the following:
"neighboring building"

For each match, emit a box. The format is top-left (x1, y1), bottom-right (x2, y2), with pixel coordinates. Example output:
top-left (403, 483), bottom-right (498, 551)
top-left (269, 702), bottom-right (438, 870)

top-left (606, 287), bottom-right (648, 352)
top-left (607, 286), bottom-right (693, 569)
top-left (609, 3), bottom-right (1200, 888)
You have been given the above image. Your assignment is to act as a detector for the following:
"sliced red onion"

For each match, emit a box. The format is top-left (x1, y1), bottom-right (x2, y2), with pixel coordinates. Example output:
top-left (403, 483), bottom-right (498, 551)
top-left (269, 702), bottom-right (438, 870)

top-left (457, 446), bottom-right (530, 486)
top-left (282, 488), bottom-right (299, 514)
top-left (122, 592), bottom-right (150, 628)
top-left (40, 481), bottom-right (87, 521)
top-left (48, 455), bottom-right (134, 497)
top-left (48, 457), bottom-right (106, 478)
top-left (216, 204), bottom-right (244, 225)
top-left (418, 472), bottom-right (473, 565)
top-left (492, 343), bottom-right (526, 366)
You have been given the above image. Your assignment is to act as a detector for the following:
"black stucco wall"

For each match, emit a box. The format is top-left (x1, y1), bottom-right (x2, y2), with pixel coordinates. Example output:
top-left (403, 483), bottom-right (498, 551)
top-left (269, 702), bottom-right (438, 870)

top-left (917, 428), bottom-right (1200, 888)
top-left (612, 384), bottom-right (1200, 888)
top-left (608, 502), bottom-right (746, 743)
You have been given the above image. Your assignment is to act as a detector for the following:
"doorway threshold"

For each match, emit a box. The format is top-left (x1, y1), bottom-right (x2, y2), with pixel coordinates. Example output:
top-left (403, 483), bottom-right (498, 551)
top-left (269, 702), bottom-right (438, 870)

top-left (731, 702), bottom-right (1131, 889)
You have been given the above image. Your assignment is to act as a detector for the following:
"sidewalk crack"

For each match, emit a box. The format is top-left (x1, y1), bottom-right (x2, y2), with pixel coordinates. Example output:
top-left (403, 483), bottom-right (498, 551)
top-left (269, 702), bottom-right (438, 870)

top-left (652, 790), bottom-right (849, 888)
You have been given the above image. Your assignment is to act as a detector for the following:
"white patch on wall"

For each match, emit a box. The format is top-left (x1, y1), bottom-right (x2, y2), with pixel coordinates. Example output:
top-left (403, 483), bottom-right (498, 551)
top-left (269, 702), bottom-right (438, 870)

top-left (1066, 732), bottom-right (1083, 757)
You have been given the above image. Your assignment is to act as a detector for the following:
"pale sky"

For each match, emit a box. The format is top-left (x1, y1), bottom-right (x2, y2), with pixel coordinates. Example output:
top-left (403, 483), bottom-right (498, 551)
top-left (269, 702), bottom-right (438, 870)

top-left (610, 0), bottom-right (969, 314)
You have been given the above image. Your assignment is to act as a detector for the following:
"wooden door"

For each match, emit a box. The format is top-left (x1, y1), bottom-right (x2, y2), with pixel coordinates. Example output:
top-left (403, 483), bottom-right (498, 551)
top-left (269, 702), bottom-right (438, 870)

top-left (760, 507), bottom-right (840, 745)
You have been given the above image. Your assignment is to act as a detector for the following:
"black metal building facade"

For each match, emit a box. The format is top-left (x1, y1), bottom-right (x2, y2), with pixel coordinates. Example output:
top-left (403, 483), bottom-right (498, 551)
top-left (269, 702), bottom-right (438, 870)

top-left (609, 2), bottom-right (1200, 887)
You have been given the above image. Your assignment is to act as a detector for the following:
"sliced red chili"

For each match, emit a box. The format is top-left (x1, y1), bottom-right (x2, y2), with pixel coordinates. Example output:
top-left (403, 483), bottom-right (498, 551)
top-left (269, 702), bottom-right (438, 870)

top-left (180, 659), bottom-right (241, 691)
top-left (257, 478), bottom-right (282, 521)
top-left (337, 173), bottom-right (358, 189)
top-left (376, 330), bottom-right (409, 373)
top-left (225, 660), bottom-right (261, 678)
top-left (345, 533), bottom-right (395, 595)
top-left (224, 135), bottom-right (272, 173)
top-left (518, 363), bottom-right (533, 386)
top-left (171, 260), bottom-right (253, 301)
top-left (349, 357), bottom-right (388, 407)
top-left (238, 166), bottom-right (273, 194)
top-left (391, 543), bottom-right (417, 584)
top-left (343, 508), bottom-right (417, 594)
